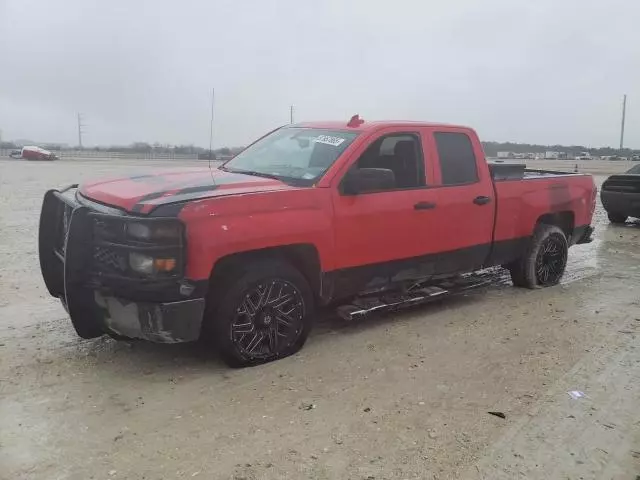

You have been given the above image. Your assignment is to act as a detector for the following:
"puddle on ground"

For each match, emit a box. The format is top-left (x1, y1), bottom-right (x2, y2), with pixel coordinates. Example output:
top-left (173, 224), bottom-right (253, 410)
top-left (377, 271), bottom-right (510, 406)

top-left (562, 238), bottom-right (602, 284)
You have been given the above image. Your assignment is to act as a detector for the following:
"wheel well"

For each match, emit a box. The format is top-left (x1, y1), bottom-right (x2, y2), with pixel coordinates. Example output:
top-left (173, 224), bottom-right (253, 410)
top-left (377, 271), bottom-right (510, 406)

top-left (536, 211), bottom-right (575, 238)
top-left (208, 244), bottom-right (322, 300)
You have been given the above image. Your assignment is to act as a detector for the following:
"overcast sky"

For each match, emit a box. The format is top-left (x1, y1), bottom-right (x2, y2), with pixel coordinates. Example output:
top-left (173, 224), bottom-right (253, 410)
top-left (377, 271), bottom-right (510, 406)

top-left (1, 0), bottom-right (639, 148)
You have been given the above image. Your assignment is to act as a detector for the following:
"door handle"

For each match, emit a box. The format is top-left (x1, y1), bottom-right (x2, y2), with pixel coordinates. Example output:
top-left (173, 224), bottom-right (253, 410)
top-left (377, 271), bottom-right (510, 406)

top-left (473, 196), bottom-right (491, 206)
top-left (414, 201), bottom-right (437, 210)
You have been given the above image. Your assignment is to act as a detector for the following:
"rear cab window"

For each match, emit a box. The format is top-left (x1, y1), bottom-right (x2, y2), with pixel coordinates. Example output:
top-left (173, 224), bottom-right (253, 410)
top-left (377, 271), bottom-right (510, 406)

top-left (433, 132), bottom-right (479, 185)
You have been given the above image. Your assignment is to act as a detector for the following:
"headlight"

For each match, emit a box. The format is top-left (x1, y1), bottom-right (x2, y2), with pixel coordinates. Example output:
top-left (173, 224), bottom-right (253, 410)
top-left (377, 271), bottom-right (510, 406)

top-left (127, 222), bottom-right (182, 241)
top-left (129, 252), bottom-right (155, 275)
top-left (127, 223), bottom-right (152, 240)
top-left (129, 252), bottom-right (178, 276)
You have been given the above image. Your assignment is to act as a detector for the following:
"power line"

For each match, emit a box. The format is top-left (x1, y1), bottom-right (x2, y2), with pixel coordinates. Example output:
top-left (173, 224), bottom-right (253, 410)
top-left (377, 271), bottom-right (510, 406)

top-left (77, 113), bottom-right (86, 148)
top-left (619, 94), bottom-right (627, 151)
top-left (208, 87), bottom-right (215, 169)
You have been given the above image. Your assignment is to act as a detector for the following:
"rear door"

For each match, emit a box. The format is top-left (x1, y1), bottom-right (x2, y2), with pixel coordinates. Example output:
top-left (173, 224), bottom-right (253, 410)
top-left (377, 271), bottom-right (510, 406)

top-left (423, 128), bottom-right (495, 273)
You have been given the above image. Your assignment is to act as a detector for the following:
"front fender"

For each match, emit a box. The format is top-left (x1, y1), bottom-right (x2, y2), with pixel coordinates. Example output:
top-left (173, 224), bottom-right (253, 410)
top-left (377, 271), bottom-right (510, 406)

top-left (178, 189), bottom-right (335, 280)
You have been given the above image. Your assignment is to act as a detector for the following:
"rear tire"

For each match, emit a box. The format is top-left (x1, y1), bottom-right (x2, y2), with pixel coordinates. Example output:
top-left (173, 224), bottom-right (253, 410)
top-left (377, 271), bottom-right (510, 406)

top-left (607, 212), bottom-right (627, 224)
top-left (203, 259), bottom-right (314, 368)
top-left (509, 224), bottom-right (568, 289)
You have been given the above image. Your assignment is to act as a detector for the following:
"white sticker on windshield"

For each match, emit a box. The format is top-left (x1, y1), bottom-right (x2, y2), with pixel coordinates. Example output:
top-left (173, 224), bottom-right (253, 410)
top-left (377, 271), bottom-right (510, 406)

top-left (314, 135), bottom-right (346, 147)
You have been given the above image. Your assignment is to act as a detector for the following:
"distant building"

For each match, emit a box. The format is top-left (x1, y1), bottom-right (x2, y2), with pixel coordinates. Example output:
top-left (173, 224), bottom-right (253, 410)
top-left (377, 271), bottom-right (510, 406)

top-left (575, 151), bottom-right (592, 160)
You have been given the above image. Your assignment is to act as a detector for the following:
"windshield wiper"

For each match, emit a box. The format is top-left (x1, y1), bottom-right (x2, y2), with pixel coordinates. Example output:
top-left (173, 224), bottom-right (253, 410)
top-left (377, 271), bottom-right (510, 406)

top-left (221, 167), bottom-right (282, 181)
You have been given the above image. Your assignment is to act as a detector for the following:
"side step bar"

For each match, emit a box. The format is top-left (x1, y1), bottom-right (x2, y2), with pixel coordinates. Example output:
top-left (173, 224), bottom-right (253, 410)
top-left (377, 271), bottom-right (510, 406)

top-left (336, 275), bottom-right (492, 321)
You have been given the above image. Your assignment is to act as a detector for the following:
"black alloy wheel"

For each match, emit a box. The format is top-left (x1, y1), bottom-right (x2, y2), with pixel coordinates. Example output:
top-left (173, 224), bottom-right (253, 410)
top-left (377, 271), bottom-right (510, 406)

top-left (205, 259), bottom-right (314, 367)
top-left (231, 280), bottom-right (305, 361)
top-left (534, 233), bottom-right (568, 286)
top-left (508, 224), bottom-right (568, 289)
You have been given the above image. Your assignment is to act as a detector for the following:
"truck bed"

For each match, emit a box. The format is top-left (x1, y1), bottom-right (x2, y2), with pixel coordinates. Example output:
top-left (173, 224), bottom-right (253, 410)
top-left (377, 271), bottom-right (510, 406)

top-left (489, 162), bottom-right (579, 181)
top-left (490, 164), bottom-right (595, 257)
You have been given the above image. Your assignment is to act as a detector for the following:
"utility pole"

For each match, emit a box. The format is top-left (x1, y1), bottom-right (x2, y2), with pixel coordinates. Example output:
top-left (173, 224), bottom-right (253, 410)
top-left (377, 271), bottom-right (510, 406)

top-left (77, 113), bottom-right (86, 148)
top-left (208, 87), bottom-right (215, 166)
top-left (290, 105), bottom-right (294, 124)
top-left (620, 94), bottom-right (627, 151)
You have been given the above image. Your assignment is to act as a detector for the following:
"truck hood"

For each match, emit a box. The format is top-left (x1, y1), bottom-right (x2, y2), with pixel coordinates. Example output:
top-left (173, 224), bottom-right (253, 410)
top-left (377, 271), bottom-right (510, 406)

top-left (79, 167), bottom-right (297, 214)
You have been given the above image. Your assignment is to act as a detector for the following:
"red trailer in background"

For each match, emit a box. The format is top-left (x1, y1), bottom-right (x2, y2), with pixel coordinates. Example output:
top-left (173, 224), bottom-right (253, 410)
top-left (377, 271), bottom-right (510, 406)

top-left (21, 146), bottom-right (58, 161)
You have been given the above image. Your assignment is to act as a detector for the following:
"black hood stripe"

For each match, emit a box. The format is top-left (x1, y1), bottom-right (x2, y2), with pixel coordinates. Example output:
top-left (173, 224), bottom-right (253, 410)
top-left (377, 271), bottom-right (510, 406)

top-left (131, 191), bottom-right (173, 213)
top-left (149, 202), bottom-right (187, 217)
top-left (130, 172), bottom-right (270, 213)
top-left (175, 184), bottom-right (219, 195)
top-left (132, 184), bottom-right (220, 213)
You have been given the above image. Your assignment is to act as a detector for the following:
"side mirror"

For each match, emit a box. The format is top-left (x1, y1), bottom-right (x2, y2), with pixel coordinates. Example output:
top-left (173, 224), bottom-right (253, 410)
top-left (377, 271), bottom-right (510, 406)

top-left (343, 168), bottom-right (396, 195)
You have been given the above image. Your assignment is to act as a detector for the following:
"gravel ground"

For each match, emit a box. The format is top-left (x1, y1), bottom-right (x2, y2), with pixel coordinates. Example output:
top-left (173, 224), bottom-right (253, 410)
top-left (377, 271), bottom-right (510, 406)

top-left (1, 158), bottom-right (639, 480)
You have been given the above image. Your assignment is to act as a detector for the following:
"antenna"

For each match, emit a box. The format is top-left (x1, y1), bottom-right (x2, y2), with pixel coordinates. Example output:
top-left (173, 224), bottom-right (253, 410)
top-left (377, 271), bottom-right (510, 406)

top-left (208, 87), bottom-right (215, 170)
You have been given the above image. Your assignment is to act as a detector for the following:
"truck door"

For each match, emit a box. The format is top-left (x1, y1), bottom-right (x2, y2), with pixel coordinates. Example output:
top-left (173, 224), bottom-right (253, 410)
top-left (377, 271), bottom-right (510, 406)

top-left (330, 129), bottom-right (439, 290)
top-left (424, 129), bottom-right (495, 273)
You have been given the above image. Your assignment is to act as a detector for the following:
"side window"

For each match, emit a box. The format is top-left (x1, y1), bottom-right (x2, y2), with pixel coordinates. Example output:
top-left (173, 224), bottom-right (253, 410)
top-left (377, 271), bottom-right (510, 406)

top-left (352, 133), bottom-right (425, 190)
top-left (434, 132), bottom-right (478, 185)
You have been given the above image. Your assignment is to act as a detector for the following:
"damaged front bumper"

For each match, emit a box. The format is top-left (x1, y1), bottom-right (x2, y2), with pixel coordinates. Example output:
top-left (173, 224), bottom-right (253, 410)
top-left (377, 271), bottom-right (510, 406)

top-left (39, 187), bottom-right (205, 343)
top-left (94, 292), bottom-right (204, 343)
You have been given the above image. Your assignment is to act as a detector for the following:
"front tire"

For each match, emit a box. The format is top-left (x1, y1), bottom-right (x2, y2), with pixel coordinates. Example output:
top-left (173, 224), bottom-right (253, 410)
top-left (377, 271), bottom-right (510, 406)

top-left (204, 259), bottom-right (314, 368)
top-left (509, 224), bottom-right (568, 289)
top-left (607, 212), bottom-right (627, 224)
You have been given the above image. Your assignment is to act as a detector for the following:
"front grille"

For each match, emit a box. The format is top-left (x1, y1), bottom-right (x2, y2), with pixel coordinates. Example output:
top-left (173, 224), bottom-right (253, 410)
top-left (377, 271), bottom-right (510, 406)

top-left (92, 246), bottom-right (128, 274)
top-left (49, 192), bottom-right (184, 281)
top-left (92, 217), bottom-right (124, 242)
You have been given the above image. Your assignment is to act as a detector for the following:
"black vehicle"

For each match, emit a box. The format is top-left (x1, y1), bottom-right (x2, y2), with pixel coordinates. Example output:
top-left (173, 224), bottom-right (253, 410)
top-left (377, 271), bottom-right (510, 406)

top-left (601, 164), bottom-right (640, 224)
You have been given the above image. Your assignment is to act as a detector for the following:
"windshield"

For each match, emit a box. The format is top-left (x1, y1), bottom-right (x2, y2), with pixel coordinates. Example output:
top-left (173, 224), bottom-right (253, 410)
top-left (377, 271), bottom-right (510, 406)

top-left (222, 128), bottom-right (358, 184)
top-left (626, 164), bottom-right (640, 174)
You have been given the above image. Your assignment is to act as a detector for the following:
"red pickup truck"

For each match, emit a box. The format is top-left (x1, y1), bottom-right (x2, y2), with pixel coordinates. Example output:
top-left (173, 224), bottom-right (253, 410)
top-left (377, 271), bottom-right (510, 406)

top-left (39, 117), bottom-right (596, 366)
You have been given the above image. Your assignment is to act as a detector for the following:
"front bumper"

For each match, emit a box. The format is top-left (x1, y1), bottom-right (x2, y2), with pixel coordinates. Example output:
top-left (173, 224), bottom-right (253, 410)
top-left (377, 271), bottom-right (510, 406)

top-left (94, 292), bottom-right (204, 342)
top-left (39, 187), bottom-right (205, 343)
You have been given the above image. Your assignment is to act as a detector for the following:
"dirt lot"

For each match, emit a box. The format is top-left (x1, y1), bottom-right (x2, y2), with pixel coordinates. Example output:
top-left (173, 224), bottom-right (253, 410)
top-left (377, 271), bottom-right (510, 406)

top-left (1, 158), bottom-right (640, 480)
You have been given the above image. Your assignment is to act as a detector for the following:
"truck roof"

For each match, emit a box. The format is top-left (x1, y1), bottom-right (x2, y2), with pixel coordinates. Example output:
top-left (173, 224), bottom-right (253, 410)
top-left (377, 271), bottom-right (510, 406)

top-left (293, 119), bottom-right (471, 133)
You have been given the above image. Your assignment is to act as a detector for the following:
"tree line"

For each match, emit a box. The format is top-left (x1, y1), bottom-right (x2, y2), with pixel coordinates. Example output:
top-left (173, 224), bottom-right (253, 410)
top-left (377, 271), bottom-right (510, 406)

top-left (0, 141), bottom-right (243, 157)
top-left (2, 139), bottom-right (638, 159)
